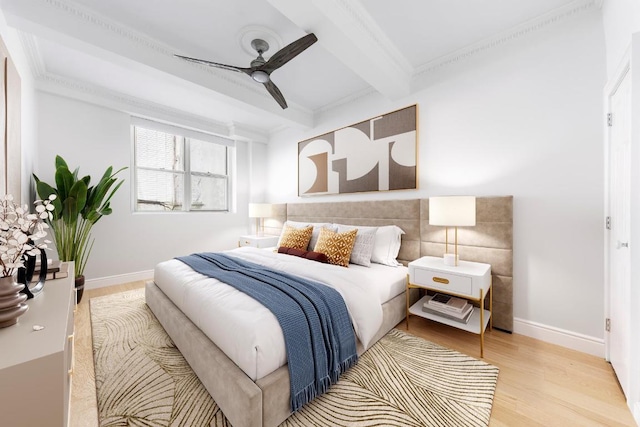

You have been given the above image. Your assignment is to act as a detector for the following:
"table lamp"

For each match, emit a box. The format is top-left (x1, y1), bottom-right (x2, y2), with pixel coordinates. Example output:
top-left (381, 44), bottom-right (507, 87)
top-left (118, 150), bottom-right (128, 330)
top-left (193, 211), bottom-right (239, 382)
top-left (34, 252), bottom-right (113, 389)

top-left (429, 196), bottom-right (476, 266)
top-left (248, 203), bottom-right (273, 237)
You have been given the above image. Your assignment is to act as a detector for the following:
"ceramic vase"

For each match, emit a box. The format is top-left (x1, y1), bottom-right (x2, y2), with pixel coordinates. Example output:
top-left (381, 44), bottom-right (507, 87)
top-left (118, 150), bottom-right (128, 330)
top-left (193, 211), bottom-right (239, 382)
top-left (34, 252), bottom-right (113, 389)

top-left (0, 274), bottom-right (29, 328)
top-left (75, 275), bottom-right (85, 303)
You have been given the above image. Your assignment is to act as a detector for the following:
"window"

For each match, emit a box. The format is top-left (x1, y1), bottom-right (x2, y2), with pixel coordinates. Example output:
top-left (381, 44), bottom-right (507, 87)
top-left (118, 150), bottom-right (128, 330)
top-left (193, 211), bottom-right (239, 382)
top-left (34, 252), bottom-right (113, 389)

top-left (132, 119), bottom-right (234, 212)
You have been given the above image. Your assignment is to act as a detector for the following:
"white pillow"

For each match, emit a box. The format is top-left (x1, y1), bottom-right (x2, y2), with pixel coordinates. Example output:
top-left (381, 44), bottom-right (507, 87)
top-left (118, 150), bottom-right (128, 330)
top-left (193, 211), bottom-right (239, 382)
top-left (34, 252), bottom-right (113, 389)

top-left (370, 225), bottom-right (405, 267)
top-left (278, 221), bottom-right (336, 250)
top-left (335, 224), bottom-right (377, 267)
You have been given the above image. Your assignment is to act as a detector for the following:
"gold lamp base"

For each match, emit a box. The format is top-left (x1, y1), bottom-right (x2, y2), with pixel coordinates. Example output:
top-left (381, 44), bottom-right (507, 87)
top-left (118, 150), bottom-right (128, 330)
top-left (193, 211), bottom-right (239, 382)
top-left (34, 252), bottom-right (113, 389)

top-left (444, 226), bottom-right (460, 266)
top-left (443, 253), bottom-right (458, 266)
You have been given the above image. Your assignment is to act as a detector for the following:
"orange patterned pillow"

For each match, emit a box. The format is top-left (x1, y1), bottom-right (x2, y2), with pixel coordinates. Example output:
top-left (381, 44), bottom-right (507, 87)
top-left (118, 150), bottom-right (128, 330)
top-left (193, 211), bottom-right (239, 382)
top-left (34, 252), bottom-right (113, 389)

top-left (278, 225), bottom-right (313, 251)
top-left (313, 228), bottom-right (358, 267)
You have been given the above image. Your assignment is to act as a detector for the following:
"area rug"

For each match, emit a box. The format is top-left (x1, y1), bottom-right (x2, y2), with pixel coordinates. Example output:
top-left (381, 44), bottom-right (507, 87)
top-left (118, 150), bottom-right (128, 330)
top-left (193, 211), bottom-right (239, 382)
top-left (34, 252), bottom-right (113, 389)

top-left (91, 289), bottom-right (499, 426)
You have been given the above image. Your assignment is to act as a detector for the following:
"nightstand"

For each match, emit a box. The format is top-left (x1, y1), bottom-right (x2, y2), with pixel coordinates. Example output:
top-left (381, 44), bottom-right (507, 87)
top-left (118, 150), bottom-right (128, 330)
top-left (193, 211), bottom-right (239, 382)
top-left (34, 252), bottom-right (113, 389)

top-left (407, 256), bottom-right (492, 357)
top-left (238, 235), bottom-right (279, 248)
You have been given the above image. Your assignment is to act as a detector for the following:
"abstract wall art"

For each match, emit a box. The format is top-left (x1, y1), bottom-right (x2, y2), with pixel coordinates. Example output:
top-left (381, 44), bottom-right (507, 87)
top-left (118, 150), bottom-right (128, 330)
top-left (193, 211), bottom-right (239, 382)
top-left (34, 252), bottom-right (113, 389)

top-left (298, 105), bottom-right (417, 196)
top-left (0, 36), bottom-right (21, 201)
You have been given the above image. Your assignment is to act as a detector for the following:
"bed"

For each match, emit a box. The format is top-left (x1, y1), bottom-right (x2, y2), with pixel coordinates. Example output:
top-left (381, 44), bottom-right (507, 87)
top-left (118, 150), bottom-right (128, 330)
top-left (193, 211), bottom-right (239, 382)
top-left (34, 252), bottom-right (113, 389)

top-left (145, 197), bottom-right (513, 427)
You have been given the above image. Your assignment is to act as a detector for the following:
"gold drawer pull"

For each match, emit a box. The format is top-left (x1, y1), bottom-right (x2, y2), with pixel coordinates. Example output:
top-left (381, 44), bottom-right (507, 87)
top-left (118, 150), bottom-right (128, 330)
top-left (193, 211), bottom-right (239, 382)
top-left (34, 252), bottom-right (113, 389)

top-left (432, 276), bottom-right (449, 284)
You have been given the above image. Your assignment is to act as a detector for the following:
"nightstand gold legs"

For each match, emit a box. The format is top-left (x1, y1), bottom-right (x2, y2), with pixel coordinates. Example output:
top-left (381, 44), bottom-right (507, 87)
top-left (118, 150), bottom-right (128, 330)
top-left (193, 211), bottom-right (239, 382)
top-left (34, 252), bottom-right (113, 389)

top-left (489, 279), bottom-right (493, 331)
top-left (405, 275), bottom-right (410, 330)
top-left (479, 288), bottom-right (484, 358)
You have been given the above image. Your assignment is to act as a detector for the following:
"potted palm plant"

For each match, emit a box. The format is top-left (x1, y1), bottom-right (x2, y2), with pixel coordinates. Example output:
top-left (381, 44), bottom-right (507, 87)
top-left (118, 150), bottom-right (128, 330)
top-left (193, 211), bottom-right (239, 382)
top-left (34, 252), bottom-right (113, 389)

top-left (33, 155), bottom-right (126, 302)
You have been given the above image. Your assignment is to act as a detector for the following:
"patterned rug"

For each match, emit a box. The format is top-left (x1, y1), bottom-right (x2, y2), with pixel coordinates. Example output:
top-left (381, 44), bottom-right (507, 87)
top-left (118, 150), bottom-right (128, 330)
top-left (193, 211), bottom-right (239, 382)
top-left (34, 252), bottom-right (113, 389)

top-left (91, 289), bottom-right (499, 426)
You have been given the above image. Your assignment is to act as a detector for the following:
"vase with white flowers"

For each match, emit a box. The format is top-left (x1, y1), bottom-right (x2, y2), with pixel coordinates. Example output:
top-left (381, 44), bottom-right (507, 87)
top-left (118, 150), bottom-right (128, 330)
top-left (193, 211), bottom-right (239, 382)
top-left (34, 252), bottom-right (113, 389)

top-left (0, 194), bottom-right (56, 327)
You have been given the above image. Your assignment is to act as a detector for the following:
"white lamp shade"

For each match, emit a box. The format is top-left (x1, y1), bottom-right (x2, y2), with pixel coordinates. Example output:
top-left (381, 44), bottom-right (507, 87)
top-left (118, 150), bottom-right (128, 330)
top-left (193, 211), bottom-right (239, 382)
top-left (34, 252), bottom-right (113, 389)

top-left (429, 196), bottom-right (476, 226)
top-left (248, 203), bottom-right (273, 218)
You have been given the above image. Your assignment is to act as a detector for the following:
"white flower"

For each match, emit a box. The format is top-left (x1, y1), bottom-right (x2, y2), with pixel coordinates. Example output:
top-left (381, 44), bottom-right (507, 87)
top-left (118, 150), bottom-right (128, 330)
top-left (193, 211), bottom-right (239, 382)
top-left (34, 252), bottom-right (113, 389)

top-left (0, 195), bottom-right (55, 277)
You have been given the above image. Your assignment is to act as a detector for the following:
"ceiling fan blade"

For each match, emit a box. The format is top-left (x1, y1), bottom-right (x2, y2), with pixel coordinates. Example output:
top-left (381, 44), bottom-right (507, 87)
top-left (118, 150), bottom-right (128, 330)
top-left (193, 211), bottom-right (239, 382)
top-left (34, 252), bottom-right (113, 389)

top-left (263, 80), bottom-right (288, 109)
top-left (261, 33), bottom-right (317, 74)
top-left (174, 54), bottom-right (252, 75)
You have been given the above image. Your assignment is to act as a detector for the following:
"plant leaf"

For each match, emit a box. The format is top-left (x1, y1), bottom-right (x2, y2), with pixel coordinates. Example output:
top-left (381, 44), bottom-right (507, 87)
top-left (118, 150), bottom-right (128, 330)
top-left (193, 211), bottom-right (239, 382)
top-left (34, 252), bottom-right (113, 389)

top-left (55, 166), bottom-right (74, 201)
top-left (55, 155), bottom-right (68, 171)
top-left (68, 180), bottom-right (88, 214)
top-left (62, 196), bottom-right (78, 226)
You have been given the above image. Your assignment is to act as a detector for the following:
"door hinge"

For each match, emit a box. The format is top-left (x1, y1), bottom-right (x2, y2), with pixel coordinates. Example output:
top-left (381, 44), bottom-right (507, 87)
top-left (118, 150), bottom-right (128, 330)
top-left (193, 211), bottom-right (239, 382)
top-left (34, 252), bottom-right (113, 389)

top-left (606, 318), bottom-right (611, 332)
top-left (608, 113), bottom-right (613, 127)
top-left (606, 216), bottom-right (611, 230)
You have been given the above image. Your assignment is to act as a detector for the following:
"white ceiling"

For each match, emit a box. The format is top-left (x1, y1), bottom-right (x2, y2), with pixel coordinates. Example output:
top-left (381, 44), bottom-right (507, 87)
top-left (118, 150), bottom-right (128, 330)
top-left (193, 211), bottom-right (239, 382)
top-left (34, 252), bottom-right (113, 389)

top-left (1, 0), bottom-right (600, 140)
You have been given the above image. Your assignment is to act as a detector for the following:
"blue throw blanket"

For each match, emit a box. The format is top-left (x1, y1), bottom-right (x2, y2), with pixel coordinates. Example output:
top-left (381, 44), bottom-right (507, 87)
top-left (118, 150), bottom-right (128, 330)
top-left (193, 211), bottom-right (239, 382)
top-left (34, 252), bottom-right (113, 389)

top-left (176, 252), bottom-right (358, 412)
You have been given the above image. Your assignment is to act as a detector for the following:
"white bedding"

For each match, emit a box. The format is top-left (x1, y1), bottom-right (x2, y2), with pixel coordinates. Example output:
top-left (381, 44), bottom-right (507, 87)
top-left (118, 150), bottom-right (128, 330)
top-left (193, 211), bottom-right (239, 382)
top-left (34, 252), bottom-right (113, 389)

top-left (153, 247), bottom-right (407, 381)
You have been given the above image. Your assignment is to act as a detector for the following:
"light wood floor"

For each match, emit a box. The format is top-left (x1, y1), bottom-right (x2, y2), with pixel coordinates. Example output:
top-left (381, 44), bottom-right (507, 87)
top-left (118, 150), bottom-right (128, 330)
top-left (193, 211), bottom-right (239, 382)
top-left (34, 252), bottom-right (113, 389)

top-left (71, 283), bottom-right (637, 427)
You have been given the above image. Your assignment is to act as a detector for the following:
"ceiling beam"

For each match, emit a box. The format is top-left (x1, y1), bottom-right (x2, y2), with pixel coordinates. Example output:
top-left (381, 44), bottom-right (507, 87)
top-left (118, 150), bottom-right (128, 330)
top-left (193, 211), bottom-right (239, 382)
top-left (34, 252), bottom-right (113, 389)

top-left (268, 0), bottom-right (413, 100)
top-left (2, 0), bottom-right (314, 128)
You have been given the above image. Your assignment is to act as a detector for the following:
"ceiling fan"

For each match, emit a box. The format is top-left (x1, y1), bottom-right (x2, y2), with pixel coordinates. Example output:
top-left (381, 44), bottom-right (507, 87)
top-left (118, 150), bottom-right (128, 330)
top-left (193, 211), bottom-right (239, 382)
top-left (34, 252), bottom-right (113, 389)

top-left (175, 33), bottom-right (318, 110)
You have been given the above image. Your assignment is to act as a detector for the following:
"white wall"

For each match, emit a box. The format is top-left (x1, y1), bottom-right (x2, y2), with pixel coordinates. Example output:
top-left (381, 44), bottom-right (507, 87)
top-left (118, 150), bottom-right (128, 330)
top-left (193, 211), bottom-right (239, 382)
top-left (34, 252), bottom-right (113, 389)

top-left (268, 11), bottom-right (607, 344)
top-left (36, 92), bottom-right (256, 283)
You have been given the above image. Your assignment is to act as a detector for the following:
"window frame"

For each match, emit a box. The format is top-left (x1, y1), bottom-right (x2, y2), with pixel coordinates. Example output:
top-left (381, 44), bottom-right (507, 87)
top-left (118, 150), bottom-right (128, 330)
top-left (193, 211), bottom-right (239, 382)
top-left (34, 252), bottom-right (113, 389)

top-left (131, 118), bottom-right (234, 213)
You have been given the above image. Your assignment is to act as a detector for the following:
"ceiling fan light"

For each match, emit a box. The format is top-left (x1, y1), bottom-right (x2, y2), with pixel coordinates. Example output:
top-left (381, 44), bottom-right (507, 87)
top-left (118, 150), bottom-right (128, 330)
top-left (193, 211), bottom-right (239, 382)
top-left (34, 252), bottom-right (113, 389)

top-left (251, 70), bottom-right (270, 83)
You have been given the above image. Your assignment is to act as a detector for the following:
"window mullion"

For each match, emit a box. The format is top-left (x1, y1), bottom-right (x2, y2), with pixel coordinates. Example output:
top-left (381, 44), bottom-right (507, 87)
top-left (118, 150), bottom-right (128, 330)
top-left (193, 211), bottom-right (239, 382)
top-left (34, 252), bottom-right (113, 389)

top-left (184, 137), bottom-right (191, 211)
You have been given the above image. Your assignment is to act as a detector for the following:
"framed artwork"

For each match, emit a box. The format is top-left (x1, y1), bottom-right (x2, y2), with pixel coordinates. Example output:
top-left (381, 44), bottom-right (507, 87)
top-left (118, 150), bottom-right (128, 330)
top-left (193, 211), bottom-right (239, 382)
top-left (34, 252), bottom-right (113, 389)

top-left (5, 56), bottom-right (21, 201)
top-left (0, 51), bottom-right (5, 195)
top-left (0, 37), bottom-right (20, 201)
top-left (298, 105), bottom-right (418, 196)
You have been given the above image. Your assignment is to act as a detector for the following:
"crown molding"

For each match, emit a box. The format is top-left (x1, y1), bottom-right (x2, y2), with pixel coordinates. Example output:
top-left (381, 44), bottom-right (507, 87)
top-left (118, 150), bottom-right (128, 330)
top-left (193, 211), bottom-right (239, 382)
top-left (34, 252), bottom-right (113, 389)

top-left (414, 0), bottom-right (603, 78)
top-left (16, 31), bottom-right (46, 78)
top-left (35, 71), bottom-right (273, 141)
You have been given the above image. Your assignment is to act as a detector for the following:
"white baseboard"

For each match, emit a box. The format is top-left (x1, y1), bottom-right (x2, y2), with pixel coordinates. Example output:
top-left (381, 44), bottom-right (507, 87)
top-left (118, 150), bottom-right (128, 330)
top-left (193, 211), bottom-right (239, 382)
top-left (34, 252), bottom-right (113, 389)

top-left (85, 270), bottom-right (154, 290)
top-left (634, 402), bottom-right (640, 425)
top-left (513, 317), bottom-right (605, 358)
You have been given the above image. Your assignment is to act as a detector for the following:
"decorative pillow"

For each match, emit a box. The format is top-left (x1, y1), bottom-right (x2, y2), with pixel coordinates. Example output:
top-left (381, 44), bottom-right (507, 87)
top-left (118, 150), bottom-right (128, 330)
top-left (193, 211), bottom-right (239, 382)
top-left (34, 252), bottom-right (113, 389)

top-left (309, 224), bottom-right (337, 250)
top-left (313, 228), bottom-right (358, 267)
top-left (278, 225), bottom-right (313, 251)
top-left (370, 225), bottom-right (405, 267)
top-left (277, 247), bottom-right (329, 263)
top-left (278, 220), bottom-right (336, 250)
top-left (277, 221), bottom-right (309, 247)
top-left (335, 224), bottom-right (378, 267)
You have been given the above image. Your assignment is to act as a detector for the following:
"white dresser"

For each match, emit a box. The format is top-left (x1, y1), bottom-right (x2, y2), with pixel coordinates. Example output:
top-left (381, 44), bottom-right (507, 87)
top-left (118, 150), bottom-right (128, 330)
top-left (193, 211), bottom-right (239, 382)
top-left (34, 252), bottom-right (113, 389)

top-left (0, 263), bottom-right (75, 426)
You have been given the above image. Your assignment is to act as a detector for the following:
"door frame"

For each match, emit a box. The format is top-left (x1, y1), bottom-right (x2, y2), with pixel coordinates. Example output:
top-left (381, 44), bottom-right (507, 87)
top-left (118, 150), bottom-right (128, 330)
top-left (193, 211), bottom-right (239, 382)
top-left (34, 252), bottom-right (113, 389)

top-left (604, 36), bottom-right (640, 424)
top-left (603, 47), bottom-right (630, 362)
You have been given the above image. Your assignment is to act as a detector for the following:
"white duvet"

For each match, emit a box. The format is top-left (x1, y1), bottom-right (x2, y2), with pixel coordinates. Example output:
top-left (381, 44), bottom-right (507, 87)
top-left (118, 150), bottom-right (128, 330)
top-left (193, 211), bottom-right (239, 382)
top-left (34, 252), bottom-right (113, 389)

top-left (153, 247), bottom-right (398, 381)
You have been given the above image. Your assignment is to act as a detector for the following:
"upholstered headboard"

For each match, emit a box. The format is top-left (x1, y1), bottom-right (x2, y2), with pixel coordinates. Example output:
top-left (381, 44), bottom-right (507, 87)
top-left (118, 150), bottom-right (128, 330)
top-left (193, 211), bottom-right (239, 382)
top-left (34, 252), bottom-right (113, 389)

top-left (285, 199), bottom-right (421, 265)
top-left (264, 196), bottom-right (514, 331)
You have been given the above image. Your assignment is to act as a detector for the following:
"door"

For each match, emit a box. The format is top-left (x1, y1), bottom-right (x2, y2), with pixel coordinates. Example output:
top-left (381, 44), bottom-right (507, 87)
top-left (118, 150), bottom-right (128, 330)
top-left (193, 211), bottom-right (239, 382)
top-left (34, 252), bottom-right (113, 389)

top-left (607, 68), bottom-right (631, 398)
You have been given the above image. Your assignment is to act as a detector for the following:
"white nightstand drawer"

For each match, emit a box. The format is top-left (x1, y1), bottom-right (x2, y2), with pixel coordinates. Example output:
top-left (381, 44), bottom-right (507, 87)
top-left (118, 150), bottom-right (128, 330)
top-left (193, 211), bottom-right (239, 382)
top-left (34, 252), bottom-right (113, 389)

top-left (239, 235), bottom-right (279, 248)
top-left (413, 268), bottom-right (472, 295)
